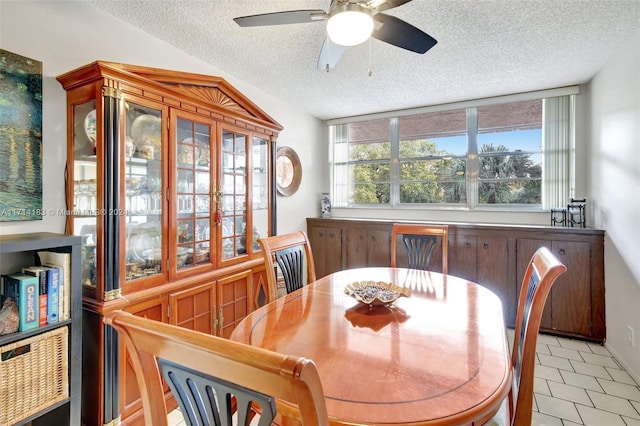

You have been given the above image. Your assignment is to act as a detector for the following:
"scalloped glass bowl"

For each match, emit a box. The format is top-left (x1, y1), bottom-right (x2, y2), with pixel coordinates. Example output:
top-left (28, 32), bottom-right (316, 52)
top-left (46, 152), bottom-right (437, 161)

top-left (344, 281), bottom-right (411, 306)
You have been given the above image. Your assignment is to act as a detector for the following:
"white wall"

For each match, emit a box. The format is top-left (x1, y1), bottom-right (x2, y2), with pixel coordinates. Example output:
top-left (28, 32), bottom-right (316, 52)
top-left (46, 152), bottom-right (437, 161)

top-left (0, 0), bottom-right (324, 237)
top-left (589, 29), bottom-right (640, 383)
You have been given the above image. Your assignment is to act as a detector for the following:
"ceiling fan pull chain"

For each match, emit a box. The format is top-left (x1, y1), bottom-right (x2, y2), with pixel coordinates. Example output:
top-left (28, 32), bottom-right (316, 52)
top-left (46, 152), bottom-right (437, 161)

top-left (326, 35), bottom-right (331, 73)
top-left (368, 38), bottom-right (373, 76)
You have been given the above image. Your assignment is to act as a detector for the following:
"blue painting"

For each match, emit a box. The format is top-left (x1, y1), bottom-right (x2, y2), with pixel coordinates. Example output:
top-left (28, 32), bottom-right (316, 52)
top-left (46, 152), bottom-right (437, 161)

top-left (0, 50), bottom-right (43, 221)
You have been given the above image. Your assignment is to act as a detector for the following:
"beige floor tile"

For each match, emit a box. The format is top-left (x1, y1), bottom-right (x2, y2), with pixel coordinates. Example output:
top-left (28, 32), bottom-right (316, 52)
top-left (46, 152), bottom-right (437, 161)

top-left (570, 359), bottom-right (613, 380)
top-left (597, 378), bottom-right (640, 402)
top-left (560, 370), bottom-right (604, 392)
top-left (547, 381), bottom-right (593, 406)
top-left (537, 333), bottom-right (561, 347)
top-left (581, 352), bottom-right (622, 369)
top-left (531, 411), bottom-right (564, 425)
top-left (586, 390), bottom-right (640, 419)
top-left (538, 352), bottom-right (575, 371)
top-left (535, 377), bottom-right (552, 395)
top-left (607, 367), bottom-right (640, 386)
top-left (535, 364), bottom-right (564, 382)
top-left (623, 416), bottom-right (640, 426)
top-left (587, 342), bottom-right (612, 357)
top-left (575, 404), bottom-right (627, 426)
top-left (536, 342), bottom-right (552, 355)
top-left (558, 339), bottom-right (592, 353)
top-left (535, 393), bottom-right (582, 423)
top-left (549, 345), bottom-right (584, 362)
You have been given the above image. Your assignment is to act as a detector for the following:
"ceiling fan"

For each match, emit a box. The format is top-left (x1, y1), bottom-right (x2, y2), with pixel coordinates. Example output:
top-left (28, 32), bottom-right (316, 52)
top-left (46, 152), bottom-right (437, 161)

top-left (233, 0), bottom-right (437, 71)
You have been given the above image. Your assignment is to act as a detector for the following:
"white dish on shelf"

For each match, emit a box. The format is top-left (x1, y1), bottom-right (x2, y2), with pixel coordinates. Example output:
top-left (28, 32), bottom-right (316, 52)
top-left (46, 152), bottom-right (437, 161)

top-left (84, 109), bottom-right (97, 143)
top-left (130, 114), bottom-right (161, 148)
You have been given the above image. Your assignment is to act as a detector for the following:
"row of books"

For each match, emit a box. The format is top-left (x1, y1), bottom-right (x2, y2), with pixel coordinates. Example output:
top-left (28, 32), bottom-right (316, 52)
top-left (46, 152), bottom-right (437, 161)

top-left (0, 250), bottom-right (71, 332)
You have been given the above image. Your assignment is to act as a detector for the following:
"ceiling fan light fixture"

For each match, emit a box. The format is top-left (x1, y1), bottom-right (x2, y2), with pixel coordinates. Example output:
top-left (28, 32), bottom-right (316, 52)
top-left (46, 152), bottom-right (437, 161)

top-left (327, 4), bottom-right (373, 47)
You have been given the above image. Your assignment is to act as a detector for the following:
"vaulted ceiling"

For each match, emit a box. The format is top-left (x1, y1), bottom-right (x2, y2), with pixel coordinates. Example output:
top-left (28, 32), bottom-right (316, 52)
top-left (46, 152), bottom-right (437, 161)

top-left (87, 0), bottom-right (640, 120)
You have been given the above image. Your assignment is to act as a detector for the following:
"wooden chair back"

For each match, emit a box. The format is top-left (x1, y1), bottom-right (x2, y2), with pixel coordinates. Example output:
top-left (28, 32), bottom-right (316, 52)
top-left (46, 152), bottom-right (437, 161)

top-left (505, 247), bottom-right (567, 425)
top-left (104, 311), bottom-right (328, 426)
top-left (391, 223), bottom-right (449, 274)
top-left (258, 231), bottom-right (317, 303)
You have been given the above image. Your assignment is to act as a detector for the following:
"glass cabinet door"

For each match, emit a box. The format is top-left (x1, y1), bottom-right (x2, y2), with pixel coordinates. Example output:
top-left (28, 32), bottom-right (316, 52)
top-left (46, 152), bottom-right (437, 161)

top-left (123, 102), bottom-right (163, 281)
top-left (72, 99), bottom-right (98, 288)
top-left (252, 136), bottom-right (269, 251)
top-left (175, 118), bottom-right (213, 271)
top-left (220, 130), bottom-right (248, 261)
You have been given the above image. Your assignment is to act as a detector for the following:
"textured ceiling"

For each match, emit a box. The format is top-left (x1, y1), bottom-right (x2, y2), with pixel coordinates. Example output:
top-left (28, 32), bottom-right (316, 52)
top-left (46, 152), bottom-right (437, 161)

top-left (87, 0), bottom-right (640, 120)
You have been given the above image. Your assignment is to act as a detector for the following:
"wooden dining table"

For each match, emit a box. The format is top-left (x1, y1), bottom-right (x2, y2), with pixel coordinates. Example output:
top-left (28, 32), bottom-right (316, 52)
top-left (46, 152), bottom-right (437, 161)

top-left (230, 267), bottom-right (512, 425)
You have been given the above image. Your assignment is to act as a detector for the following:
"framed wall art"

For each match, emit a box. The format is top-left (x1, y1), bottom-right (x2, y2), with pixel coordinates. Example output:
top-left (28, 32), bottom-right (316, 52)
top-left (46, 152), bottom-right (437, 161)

top-left (0, 50), bottom-right (43, 221)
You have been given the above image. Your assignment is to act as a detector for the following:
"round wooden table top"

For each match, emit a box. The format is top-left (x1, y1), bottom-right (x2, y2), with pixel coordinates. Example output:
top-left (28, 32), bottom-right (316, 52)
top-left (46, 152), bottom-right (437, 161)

top-left (230, 267), bottom-right (512, 425)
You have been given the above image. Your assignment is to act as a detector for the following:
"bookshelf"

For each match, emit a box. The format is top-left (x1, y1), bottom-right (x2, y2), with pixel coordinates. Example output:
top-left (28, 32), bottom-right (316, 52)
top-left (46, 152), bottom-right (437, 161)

top-left (0, 232), bottom-right (81, 425)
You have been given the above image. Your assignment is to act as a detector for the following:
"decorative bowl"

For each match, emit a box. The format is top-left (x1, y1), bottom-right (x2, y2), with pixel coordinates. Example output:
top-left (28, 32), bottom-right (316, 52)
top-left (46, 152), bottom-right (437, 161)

top-left (344, 281), bottom-right (411, 306)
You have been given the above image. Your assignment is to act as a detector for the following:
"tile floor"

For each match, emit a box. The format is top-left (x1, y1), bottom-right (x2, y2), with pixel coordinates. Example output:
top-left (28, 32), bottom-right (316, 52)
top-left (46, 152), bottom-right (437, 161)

top-left (527, 332), bottom-right (640, 426)
top-left (168, 331), bottom-right (640, 426)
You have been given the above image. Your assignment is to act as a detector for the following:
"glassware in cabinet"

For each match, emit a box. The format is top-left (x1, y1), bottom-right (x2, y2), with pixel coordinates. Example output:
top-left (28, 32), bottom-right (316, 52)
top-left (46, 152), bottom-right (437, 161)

top-left (72, 99), bottom-right (98, 288)
top-left (175, 117), bottom-right (213, 271)
top-left (123, 102), bottom-right (164, 282)
top-left (220, 130), bottom-right (248, 261)
top-left (252, 136), bottom-right (269, 252)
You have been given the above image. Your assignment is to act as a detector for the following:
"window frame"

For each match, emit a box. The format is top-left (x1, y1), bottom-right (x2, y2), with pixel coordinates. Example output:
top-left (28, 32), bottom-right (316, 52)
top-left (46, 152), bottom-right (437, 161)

top-left (329, 88), bottom-right (577, 212)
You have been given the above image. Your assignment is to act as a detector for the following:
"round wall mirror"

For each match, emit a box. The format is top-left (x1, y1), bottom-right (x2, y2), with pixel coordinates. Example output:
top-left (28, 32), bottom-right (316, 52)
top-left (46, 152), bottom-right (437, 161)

top-left (276, 146), bottom-right (302, 196)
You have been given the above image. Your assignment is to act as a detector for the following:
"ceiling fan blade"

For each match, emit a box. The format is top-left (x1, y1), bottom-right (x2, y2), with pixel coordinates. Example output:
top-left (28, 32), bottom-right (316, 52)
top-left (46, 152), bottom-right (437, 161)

top-left (317, 37), bottom-right (346, 71)
top-left (234, 10), bottom-right (327, 27)
top-left (367, 0), bottom-right (413, 12)
top-left (371, 13), bottom-right (437, 54)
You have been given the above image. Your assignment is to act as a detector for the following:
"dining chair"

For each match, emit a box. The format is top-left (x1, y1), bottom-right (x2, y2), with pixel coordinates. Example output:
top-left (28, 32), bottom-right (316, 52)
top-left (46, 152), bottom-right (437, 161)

top-left (485, 247), bottom-right (567, 426)
top-left (390, 223), bottom-right (449, 274)
top-left (258, 231), bottom-right (317, 303)
top-left (104, 310), bottom-right (329, 426)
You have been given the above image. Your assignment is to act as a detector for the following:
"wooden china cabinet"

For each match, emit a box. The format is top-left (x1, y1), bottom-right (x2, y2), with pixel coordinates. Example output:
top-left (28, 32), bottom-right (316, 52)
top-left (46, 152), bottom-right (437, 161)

top-left (56, 62), bottom-right (281, 426)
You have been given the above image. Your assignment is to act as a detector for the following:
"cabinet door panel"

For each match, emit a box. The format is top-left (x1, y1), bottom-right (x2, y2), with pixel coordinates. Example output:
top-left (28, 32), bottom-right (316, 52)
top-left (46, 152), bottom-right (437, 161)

top-left (449, 235), bottom-right (478, 281)
top-left (309, 226), bottom-right (342, 278)
top-left (217, 270), bottom-right (251, 338)
top-left (367, 229), bottom-right (391, 266)
top-left (477, 237), bottom-right (510, 320)
top-left (168, 282), bottom-right (216, 334)
top-left (551, 241), bottom-right (591, 336)
top-left (345, 228), bottom-right (368, 269)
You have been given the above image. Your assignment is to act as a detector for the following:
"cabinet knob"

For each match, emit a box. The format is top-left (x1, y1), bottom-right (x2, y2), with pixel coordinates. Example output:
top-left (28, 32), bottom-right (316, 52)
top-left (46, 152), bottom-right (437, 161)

top-left (466, 242), bottom-right (471, 248)
top-left (371, 235), bottom-right (376, 241)
top-left (319, 232), bottom-right (324, 237)
top-left (329, 233), bottom-right (335, 238)
top-left (559, 248), bottom-right (566, 255)
top-left (483, 242), bottom-right (489, 249)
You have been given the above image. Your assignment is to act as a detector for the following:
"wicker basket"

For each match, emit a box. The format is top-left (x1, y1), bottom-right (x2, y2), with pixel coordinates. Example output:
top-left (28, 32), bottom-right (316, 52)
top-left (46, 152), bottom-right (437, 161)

top-left (0, 327), bottom-right (69, 426)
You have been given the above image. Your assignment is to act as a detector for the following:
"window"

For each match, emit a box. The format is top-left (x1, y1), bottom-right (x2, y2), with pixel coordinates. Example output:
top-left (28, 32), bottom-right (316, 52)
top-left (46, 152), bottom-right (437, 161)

top-left (330, 94), bottom-right (574, 210)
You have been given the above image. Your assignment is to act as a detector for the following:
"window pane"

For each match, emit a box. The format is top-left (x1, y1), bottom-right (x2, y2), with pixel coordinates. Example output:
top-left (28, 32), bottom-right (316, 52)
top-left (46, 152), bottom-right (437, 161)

top-left (477, 100), bottom-right (542, 205)
top-left (350, 162), bottom-right (390, 203)
top-left (399, 158), bottom-right (467, 203)
top-left (398, 109), bottom-right (467, 204)
top-left (343, 118), bottom-right (391, 205)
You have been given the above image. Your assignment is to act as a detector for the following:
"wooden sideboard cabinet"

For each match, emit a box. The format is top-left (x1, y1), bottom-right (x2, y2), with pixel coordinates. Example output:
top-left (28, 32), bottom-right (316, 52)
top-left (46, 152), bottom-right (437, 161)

top-left (57, 62), bottom-right (282, 426)
top-left (306, 217), bottom-right (605, 342)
